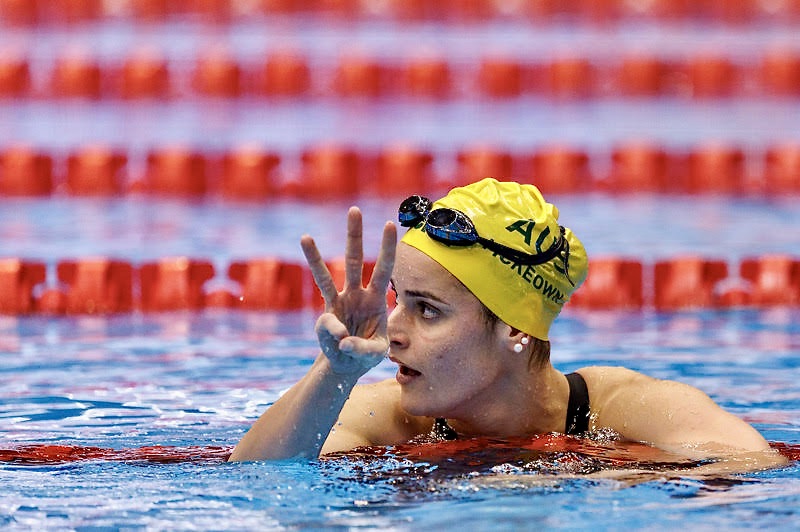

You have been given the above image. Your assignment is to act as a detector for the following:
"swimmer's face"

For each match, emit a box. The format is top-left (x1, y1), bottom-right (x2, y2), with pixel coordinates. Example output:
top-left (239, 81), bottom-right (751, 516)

top-left (388, 243), bottom-right (515, 419)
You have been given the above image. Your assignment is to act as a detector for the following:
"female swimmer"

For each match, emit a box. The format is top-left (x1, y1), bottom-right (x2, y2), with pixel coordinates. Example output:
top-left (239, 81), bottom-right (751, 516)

top-left (228, 178), bottom-right (781, 468)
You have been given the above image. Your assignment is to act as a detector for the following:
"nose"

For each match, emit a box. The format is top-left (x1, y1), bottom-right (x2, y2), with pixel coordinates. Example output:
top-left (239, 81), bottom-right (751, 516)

top-left (387, 305), bottom-right (408, 350)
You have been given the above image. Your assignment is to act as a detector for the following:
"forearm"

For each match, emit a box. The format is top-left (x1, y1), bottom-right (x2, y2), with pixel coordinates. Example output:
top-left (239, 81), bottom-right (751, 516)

top-left (228, 355), bottom-right (359, 462)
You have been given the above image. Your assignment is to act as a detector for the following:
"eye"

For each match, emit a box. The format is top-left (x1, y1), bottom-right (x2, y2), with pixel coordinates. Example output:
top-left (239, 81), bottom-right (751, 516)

top-left (418, 302), bottom-right (439, 320)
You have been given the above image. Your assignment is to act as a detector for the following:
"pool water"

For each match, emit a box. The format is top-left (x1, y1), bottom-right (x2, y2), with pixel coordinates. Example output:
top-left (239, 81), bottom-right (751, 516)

top-left (1, 197), bottom-right (799, 530)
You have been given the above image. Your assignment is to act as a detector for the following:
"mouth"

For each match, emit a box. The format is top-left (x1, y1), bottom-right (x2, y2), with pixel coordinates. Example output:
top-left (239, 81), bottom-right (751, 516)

top-left (390, 357), bottom-right (422, 383)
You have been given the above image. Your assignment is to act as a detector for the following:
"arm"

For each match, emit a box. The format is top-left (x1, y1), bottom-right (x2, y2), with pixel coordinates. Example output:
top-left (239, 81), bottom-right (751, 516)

top-left (592, 368), bottom-right (784, 464)
top-left (228, 208), bottom-right (397, 462)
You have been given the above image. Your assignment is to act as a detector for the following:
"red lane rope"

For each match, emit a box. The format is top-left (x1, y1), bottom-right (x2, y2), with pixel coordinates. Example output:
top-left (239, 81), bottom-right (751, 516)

top-left (0, 444), bottom-right (232, 465)
top-left (1, 439), bottom-right (796, 466)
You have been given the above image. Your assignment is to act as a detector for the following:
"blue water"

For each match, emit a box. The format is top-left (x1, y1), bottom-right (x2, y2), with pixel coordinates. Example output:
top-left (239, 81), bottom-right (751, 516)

top-left (1, 306), bottom-right (798, 529)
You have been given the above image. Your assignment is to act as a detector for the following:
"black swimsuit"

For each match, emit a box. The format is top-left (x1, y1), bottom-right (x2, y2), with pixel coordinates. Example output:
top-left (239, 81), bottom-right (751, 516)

top-left (432, 371), bottom-right (591, 440)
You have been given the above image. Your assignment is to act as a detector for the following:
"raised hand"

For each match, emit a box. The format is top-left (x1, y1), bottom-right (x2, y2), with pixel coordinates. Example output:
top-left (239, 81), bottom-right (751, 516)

top-left (301, 207), bottom-right (397, 376)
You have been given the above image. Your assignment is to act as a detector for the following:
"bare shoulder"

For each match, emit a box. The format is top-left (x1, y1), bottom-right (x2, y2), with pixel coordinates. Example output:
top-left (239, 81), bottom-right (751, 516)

top-left (573, 365), bottom-right (771, 455)
top-left (330, 379), bottom-right (431, 448)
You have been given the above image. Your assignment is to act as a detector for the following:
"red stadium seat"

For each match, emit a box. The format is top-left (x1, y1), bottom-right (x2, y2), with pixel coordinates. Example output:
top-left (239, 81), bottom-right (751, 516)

top-left (759, 49), bottom-right (800, 97)
top-left (604, 142), bottom-right (676, 192)
top-left (539, 57), bottom-right (596, 99)
top-left (374, 144), bottom-right (435, 196)
top-left (228, 259), bottom-right (305, 310)
top-left (0, 0), bottom-right (40, 25)
top-left (295, 144), bottom-right (360, 198)
top-left (613, 55), bottom-right (671, 97)
top-left (333, 56), bottom-right (387, 98)
top-left (253, 52), bottom-right (311, 97)
top-left (57, 259), bottom-right (134, 314)
top-left (477, 58), bottom-right (527, 98)
top-left (523, 146), bottom-right (591, 194)
top-left (65, 145), bottom-right (127, 195)
top-left (455, 146), bottom-right (515, 186)
top-left (0, 259), bottom-right (46, 314)
top-left (0, 146), bottom-right (54, 196)
top-left (114, 50), bottom-right (171, 99)
top-left (684, 144), bottom-right (745, 193)
top-left (142, 147), bottom-right (209, 197)
top-left (685, 55), bottom-right (739, 98)
top-left (654, 257), bottom-right (729, 310)
top-left (763, 143), bottom-right (800, 194)
top-left (219, 146), bottom-right (280, 200)
top-left (139, 258), bottom-right (215, 311)
top-left (192, 50), bottom-right (242, 98)
top-left (569, 257), bottom-right (643, 309)
top-left (0, 54), bottom-right (31, 98)
top-left (400, 56), bottom-right (453, 99)
top-left (740, 255), bottom-right (800, 306)
top-left (50, 52), bottom-right (102, 99)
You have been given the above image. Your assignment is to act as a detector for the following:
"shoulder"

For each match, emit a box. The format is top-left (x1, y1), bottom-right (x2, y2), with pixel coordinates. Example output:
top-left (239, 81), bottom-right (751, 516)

top-left (331, 379), bottom-right (432, 448)
top-left (573, 366), bottom-right (770, 455)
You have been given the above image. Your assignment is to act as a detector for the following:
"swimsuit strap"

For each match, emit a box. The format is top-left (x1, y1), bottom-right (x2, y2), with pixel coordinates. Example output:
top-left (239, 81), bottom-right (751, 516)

top-left (432, 417), bottom-right (458, 441)
top-left (565, 372), bottom-right (591, 435)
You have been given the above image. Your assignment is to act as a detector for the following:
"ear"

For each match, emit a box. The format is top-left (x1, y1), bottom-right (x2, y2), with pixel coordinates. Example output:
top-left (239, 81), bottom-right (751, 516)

top-left (496, 323), bottom-right (529, 354)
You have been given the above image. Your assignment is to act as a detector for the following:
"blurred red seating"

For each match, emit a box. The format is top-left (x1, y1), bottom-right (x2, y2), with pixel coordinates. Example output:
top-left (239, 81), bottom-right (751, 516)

top-left (114, 50), bottom-right (171, 99)
top-left (685, 55), bottom-right (739, 98)
top-left (142, 147), bottom-right (209, 197)
top-left (65, 145), bottom-right (127, 195)
top-left (296, 144), bottom-right (360, 198)
top-left (740, 255), bottom-right (800, 306)
top-left (0, 146), bottom-right (54, 196)
top-left (0, 0), bottom-right (40, 25)
top-left (613, 55), bottom-right (670, 97)
top-left (192, 50), bottom-right (242, 98)
top-left (604, 142), bottom-right (676, 192)
top-left (523, 146), bottom-right (591, 194)
top-left (763, 143), bottom-right (800, 194)
top-left (57, 259), bottom-right (134, 314)
top-left (228, 259), bottom-right (305, 310)
top-left (477, 58), bottom-right (527, 98)
top-left (570, 257), bottom-right (643, 309)
top-left (219, 146), bottom-right (280, 200)
top-left (400, 56), bottom-right (452, 99)
top-left (0, 54), bottom-right (31, 98)
top-left (654, 257), bottom-right (729, 310)
top-left (540, 57), bottom-right (595, 99)
top-left (139, 258), bottom-right (215, 311)
top-left (684, 144), bottom-right (745, 193)
top-left (759, 49), bottom-right (800, 97)
top-left (374, 144), bottom-right (435, 196)
top-left (0, 259), bottom-right (46, 314)
top-left (253, 52), bottom-right (311, 97)
top-left (333, 56), bottom-right (387, 98)
top-left (455, 146), bottom-right (515, 186)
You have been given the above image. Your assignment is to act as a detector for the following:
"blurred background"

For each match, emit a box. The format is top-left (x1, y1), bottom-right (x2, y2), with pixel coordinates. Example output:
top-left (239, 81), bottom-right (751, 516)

top-left (1, 0), bottom-right (800, 313)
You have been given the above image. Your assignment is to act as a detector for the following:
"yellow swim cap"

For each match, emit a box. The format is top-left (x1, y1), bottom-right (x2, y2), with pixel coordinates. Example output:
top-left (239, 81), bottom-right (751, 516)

top-left (400, 178), bottom-right (588, 340)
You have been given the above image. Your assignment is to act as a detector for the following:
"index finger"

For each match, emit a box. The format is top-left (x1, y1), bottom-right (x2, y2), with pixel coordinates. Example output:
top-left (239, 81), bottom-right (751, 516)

top-left (301, 234), bottom-right (338, 305)
top-left (367, 221), bottom-right (397, 293)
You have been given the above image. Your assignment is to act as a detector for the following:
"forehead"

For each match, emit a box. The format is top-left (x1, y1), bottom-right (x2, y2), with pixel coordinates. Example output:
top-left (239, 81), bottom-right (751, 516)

top-left (393, 243), bottom-right (479, 305)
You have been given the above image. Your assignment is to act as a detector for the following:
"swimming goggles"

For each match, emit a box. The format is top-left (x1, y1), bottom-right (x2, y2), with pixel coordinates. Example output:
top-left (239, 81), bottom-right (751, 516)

top-left (398, 195), bottom-right (569, 269)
